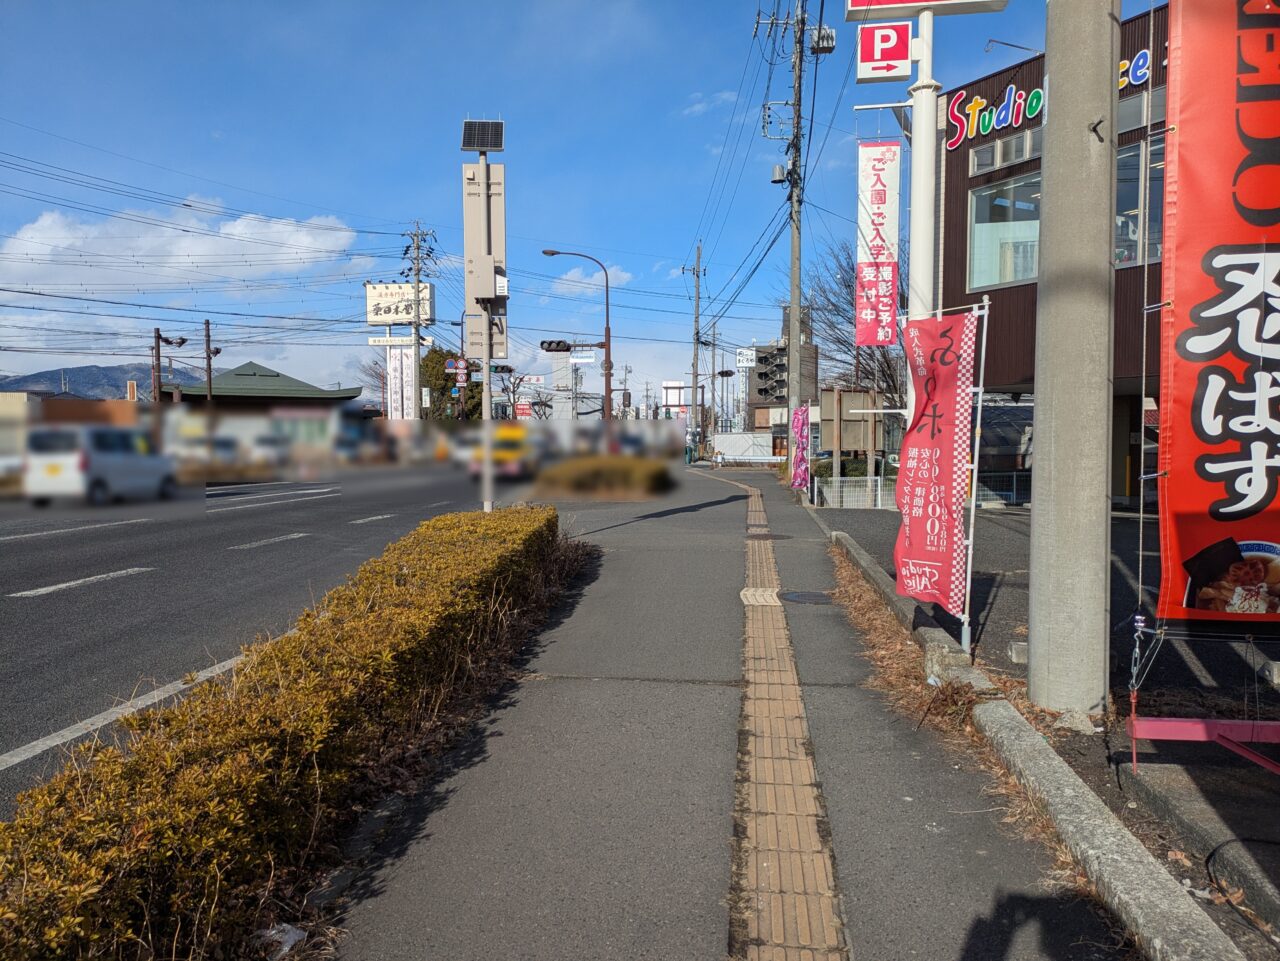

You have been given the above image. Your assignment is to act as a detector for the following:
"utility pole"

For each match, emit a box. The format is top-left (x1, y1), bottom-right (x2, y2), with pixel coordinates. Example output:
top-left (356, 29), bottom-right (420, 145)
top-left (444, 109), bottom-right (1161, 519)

top-left (203, 319), bottom-right (221, 458)
top-left (151, 328), bottom-right (161, 405)
top-left (683, 242), bottom-right (704, 458)
top-left (1027, 0), bottom-right (1120, 713)
top-left (906, 10), bottom-right (940, 334)
top-left (786, 0), bottom-right (806, 440)
top-left (411, 222), bottom-right (424, 421)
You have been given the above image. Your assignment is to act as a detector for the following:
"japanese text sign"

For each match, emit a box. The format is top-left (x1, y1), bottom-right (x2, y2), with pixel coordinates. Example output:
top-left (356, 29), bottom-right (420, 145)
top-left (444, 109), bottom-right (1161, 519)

top-left (855, 141), bottom-right (902, 347)
top-left (893, 309), bottom-right (978, 616)
top-left (365, 282), bottom-right (435, 326)
top-left (1157, 1), bottom-right (1280, 632)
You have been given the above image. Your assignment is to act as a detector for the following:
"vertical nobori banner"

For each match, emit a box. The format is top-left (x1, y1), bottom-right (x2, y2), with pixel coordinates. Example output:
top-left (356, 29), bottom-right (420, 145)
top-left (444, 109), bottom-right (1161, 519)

top-left (790, 404), bottom-right (810, 491)
top-left (893, 309), bottom-right (978, 615)
top-left (854, 141), bottom-right (902, 347)
top-left (1156, 1), bottom-right (1280, 632)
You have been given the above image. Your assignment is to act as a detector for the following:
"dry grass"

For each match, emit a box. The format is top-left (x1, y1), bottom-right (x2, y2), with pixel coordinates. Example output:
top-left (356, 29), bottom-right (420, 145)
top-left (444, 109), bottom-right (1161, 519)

top-left (828, 546), bottom-right (1137, 954)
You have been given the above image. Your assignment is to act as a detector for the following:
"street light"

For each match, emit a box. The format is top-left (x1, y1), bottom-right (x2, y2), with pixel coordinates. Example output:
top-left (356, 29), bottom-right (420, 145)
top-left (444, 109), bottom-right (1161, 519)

top-left (542, 248), bottom-right (613, 424)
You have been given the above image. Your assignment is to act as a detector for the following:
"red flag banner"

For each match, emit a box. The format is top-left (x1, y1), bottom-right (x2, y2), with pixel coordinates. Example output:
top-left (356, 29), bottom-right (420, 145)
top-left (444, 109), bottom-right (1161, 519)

top-left (1156, 1), bottom-right (1280, 632)
top-left (893, 309), bottom-right (978, 615)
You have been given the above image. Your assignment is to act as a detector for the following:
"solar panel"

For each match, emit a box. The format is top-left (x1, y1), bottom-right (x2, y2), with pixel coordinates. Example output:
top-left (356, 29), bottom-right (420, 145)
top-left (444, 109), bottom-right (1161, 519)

top-left (461, 120), bottom-right (504, 153)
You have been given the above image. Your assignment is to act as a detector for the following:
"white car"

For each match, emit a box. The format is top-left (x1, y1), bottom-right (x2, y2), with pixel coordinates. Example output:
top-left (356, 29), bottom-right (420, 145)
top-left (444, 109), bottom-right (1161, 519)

top-left (24, 426), bottom-right (177, 506)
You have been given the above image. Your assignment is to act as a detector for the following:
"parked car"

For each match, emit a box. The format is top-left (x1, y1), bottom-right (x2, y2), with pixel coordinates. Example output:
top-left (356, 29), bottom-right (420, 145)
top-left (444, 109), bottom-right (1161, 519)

top-left (24, 426), bottom-right (177, 506)
top-left (450, 431), bottom-right (480, 469)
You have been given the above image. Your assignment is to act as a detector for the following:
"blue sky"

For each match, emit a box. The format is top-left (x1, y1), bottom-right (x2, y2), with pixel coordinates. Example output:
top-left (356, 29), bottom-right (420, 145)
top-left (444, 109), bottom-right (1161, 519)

top-left (0, 1), bottom-right (1147, 400)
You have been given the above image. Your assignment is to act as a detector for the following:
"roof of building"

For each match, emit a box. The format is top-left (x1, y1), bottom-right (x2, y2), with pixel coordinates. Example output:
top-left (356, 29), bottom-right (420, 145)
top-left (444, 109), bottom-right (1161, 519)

top-left (164, 362), bottom-right (362, 402)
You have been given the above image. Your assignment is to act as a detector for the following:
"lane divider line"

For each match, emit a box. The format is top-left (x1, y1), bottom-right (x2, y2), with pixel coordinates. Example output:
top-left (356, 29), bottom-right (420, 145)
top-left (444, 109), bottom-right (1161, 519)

top-left (206, 486), bottom-right (337, 503)
top-left (7, 567), bottom-right (156, 598)
top-left (0, 654), bottom-right (243, 772)
top-left (227, 533), bottom-right (311, 551)
top-left (0, 518), bottom-right (152, 543)
top-left (349, 514), bottom-right (395, 525)
top-left (207, 493), bottom-right (341, 514)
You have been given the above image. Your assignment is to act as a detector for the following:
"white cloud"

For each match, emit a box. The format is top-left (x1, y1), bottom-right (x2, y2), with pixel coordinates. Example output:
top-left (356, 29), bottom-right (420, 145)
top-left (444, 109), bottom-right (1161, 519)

top-left (682, 90), bottom-right (737, 117)
top-left (550, 264), bottom-right (634, 297)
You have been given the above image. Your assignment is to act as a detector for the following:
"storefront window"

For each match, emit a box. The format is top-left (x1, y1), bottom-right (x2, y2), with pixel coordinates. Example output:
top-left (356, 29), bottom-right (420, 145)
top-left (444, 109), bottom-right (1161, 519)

top-left (968, 172), bottom-right (1041, 291)
top-left (1114, 136), bottom-right (1165, 267)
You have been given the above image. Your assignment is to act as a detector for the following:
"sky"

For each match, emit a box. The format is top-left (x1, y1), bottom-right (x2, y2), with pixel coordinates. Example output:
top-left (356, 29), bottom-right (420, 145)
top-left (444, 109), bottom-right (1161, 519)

top-left (0, 0), bottom-right (1151, 404)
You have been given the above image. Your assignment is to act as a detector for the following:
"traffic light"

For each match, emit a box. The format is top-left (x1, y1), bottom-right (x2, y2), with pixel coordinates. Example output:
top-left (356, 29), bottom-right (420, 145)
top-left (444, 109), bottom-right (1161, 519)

top-left (491, 364), bottom-right (514, 375)
top-left (621, 390), bottom-right (632, 408)
top-left (539, 340), bottom-right (572, 352)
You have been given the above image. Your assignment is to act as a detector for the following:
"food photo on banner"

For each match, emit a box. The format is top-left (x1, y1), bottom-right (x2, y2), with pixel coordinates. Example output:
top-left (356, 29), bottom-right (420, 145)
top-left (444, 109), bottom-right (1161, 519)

top-left (892, 308), bottom-right (980, 616)
top-left (1156, 0), bottom-right (1280, 638)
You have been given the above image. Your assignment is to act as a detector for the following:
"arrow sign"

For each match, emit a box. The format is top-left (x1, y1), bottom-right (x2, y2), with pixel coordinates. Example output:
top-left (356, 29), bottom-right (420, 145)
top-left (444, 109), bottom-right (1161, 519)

top-left (856, 21), bottom-right (912, 83)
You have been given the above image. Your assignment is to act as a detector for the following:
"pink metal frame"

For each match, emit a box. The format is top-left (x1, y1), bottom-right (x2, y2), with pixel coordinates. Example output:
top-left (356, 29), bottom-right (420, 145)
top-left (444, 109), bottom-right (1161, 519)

top-left (1127, 715), bottom-right (1280, 776)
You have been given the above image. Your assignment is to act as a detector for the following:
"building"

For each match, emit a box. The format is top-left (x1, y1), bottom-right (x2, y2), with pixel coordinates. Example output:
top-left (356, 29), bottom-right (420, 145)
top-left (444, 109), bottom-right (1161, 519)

top-left (939, 5), bottom-right (1166, 505)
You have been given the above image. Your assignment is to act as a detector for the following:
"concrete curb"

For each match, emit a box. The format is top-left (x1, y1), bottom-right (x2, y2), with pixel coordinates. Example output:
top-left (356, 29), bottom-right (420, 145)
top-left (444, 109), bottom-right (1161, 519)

top-left (813, 507), bottom-right (1247, 961)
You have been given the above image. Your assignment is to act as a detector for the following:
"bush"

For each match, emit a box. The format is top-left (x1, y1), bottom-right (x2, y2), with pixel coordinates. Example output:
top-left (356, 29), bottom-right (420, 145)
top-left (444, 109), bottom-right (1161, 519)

top-left (0, 506), bottom-right (563, 960)
top-left (537, 455), bottom-right (673, 496)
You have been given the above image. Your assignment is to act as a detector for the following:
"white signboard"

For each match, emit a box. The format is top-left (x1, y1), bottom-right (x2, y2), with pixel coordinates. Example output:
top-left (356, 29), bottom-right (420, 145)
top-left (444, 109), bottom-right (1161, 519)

top-left (846, 0), bottom-right (1007, 19)
top-left (522, 374), bottom-right (546, 385)
top-left (569, 348), bottom-right (596, 365)
top-left (856, 21), bottom-right (911, 82)
top-left (365, 282), bottom-right (435, 326)
top-left (368, 335), bottom-right (418, 346)
top-left (385, 345), bottom-right (416, 420)
top-left (735, 348), bottom-right (758, 368)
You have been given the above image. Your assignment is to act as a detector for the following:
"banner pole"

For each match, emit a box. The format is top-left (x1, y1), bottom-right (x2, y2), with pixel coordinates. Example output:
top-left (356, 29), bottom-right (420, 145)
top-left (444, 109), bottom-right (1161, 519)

top-left (960, 297), bottom-right (991, 656)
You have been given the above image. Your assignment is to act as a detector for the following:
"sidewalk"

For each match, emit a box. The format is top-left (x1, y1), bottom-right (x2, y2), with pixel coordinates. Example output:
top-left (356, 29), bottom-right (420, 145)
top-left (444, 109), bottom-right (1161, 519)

top-left (333, 467), bottom-right (1117, 960)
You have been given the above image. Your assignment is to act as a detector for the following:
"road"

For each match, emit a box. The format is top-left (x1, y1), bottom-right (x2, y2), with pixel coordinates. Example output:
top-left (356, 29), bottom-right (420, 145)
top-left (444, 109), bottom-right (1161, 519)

top-left (0, 464), bottom-right (506, 811)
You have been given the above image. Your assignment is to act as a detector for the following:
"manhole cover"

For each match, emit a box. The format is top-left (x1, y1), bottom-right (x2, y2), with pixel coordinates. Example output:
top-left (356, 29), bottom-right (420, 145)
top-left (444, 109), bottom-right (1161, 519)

top-left (746, 533), bottom-right (792, 541)
top-left (778, 590), bottom-right (833, 605)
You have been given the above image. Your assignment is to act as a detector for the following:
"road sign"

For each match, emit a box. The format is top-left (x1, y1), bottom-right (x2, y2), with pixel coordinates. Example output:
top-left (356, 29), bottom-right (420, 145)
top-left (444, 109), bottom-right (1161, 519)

top-left (846, 0), bottom-right (1007, 19)
top-left (857, 21), bottom-right (911, 82)
top-left (368, 335), bottom-right (418, 346)
top-left (445, 359), bottom-right (458, 371)
top-left (451, 386), bottom-right (460, 397)
top-left (455, 372), bottom-right (468, 385)
top-left (569, 348), bottom-right (595, 365)
top-left (470, 372), bottom-right (484, 383)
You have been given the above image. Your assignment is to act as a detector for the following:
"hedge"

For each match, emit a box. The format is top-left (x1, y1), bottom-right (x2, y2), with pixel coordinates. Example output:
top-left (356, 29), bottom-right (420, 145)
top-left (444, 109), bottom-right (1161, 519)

top-left (0, 506), bottom-right (562, 960)
top-left (536, 455), bottom-right (673, 496)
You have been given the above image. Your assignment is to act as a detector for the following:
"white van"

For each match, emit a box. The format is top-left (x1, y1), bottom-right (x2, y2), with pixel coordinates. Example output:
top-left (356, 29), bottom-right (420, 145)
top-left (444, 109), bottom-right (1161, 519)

top-left (24, 426), bottom-right (177, 506)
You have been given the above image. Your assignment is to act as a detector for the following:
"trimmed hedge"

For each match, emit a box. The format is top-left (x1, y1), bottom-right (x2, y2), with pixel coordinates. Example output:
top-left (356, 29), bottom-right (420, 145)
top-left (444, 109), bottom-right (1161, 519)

top-left (536, 455), bottom-right (673, 496)
top-left (0, 506), bottom-right (561, 960)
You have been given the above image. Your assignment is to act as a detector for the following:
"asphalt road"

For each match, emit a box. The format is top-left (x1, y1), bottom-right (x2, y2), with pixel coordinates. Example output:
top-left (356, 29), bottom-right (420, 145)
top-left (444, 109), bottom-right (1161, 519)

top-left (0, 464), bottom-right (507, 811)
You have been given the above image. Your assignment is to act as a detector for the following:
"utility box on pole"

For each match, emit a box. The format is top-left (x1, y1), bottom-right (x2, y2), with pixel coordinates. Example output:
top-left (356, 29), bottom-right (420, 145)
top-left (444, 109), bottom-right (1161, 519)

top-left (463, 160), bottom-right (508, 360)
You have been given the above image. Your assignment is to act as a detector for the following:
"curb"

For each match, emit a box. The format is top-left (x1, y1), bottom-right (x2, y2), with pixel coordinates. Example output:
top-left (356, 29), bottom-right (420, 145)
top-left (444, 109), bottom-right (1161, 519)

top-left (1116, 761), bottom-right (1280, 933)
top-left (812, 507), bottom-right (1247, 961)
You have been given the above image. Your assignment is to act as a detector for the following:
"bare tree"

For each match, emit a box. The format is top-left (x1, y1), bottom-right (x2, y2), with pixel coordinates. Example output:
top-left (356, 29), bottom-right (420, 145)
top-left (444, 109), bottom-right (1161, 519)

top-left (806, 239), bottom-right (909, 411)
top-left (497, 371), bottom-right (529, 413)
top-left (355, 353), bottom-right (386, 413)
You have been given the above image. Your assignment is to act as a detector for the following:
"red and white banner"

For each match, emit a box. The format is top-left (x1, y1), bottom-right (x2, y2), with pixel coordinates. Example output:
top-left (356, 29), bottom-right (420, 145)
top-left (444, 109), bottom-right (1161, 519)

top-left (855, 141), bottom-right (902, 347)
top-left (790, 404), bottom-right (810, 491)
top-left (1156, 2), bottom-right (1280, 632)
top-left (893, 309), bottom-right (978, 615)
top-left (514, 400), bottom-right (533, 419)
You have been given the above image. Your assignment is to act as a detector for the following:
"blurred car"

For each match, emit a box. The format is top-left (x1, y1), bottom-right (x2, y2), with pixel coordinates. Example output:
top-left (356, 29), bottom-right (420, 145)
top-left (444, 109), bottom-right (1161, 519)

top-left (173, 435), bottom-right (239, 466)
top-left (469, 424), bottom-right (538, 480)
top-left (450, 431), bottom-right (480, 469)
top-left (249, 434), bottom-right (292, 467)
top-left (24, 425), bottom-right (177, 506)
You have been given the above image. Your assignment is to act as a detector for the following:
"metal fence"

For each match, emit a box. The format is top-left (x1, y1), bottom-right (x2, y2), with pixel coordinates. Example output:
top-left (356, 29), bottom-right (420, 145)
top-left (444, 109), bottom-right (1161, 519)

top-left (811, 471), bottom-right (1034, 510)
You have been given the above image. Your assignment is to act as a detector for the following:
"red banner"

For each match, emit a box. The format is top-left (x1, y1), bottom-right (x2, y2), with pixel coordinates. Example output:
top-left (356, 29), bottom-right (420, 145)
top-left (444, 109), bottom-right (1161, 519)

top-left (1156, 1), bottom-right (1280, 631)
top-left (893, 309), bottom-right (978, 615)
top-left (855, 141), bottom-right (902, 347)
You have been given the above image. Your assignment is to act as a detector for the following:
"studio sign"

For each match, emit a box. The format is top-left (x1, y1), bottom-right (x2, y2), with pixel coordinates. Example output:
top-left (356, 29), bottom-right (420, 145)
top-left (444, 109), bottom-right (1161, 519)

top-left (945, 48), bottom-right (1154, 151)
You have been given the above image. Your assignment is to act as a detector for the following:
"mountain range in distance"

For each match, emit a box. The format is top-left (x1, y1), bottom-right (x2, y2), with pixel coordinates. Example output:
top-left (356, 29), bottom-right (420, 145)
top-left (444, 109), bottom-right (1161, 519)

top-left (0, 363), bottom-right (206, 400)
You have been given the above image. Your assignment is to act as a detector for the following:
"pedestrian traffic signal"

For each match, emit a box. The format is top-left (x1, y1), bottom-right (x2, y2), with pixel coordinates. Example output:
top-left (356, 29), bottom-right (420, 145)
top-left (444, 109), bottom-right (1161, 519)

top-left (539, 340), bottom-right (572, 352)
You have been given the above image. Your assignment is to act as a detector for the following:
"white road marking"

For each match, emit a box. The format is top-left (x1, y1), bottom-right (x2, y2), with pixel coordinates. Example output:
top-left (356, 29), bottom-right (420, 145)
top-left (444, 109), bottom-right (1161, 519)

top-left (227, 532), bottom-right (311, 551)
top-left (206, 492), bottom-right (341, 513)
top-left (349, 514), bottom-right (395, 525)
top-left (0, 654), bottom-right (243, 772)
top-left (204, 481), bottom-right (292, 492)
top-left (0, 517), bottom-right (152, 543)
top-left (428, 500), bottom-right (452, 508)
top-left (8, 567), bottom-right (155, 598)
top-left (207, 486), bottom-right (337, 503)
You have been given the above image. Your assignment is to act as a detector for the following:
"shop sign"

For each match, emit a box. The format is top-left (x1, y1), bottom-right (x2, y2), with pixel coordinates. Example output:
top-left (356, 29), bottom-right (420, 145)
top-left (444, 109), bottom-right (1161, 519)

top-left (945, 50), bottom-right (1153, 151)
top-left (1156, 1), bottom-right (1280, 632)
top-left (856, 21), bottom-right (911, 83)
top-left (893, 309), bottom-right (978, 615)
top-left (855, 141), bottom-right (902, 347)
top-left (846, 0), bottom-right (1006, 20)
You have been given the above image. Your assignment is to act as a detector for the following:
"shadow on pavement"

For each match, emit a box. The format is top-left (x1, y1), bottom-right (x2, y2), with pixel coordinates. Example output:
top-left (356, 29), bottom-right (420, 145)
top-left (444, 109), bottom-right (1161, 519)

top-left (574, 493), bottom-right (748, 537)
top-left (959, 891), bottom-right (1120, 961)
top-left (331, 545), bottom-right (604, 917)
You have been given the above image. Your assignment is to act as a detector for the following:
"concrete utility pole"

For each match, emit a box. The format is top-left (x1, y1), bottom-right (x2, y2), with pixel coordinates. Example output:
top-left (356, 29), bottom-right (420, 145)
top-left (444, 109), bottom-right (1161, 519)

top-left (411, 222), bottom-right (424, 420)
top-left (684, 242), bottom-right (704, 456)
top-left (1027, 0), bottom-right (1120, 714)
top-left (786, 0), bottom-right (806, 430)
